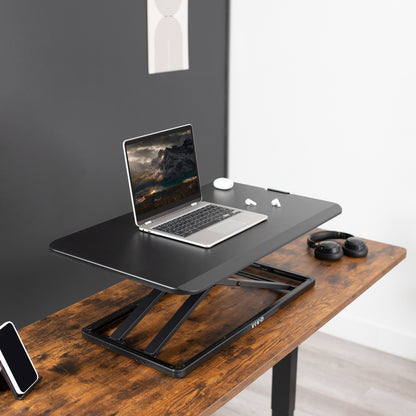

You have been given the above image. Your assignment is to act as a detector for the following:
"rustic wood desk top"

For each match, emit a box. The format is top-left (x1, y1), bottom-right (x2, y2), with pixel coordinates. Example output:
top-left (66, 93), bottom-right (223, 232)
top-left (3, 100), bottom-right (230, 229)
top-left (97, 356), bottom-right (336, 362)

top-left (0, 231), bottom-right (406, 415)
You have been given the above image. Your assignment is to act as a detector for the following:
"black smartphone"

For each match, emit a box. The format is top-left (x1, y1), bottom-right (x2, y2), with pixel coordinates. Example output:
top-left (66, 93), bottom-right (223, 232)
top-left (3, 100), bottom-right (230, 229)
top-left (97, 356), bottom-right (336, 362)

top-left (0, 321), bottom-right (39, 398)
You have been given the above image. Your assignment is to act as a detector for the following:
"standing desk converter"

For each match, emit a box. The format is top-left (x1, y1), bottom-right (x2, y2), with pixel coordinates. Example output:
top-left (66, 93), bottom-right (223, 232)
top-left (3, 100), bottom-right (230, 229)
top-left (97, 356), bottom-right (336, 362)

top-left (49, 183), bottom-right (341, 377)
top-left (0, 228), bottom-right (406, 416)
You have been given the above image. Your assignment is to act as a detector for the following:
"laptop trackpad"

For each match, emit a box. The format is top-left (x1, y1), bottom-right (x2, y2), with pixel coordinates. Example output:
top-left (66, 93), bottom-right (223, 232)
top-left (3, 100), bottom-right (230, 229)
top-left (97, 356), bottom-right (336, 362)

top-left (208, 219), bottom-right (246, 235)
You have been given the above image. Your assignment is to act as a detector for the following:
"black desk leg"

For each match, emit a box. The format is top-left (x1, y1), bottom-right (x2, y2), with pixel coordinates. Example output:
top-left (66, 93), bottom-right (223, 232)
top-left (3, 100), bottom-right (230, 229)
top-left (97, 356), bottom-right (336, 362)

top-left (271, 348), bottom-right (298, 416)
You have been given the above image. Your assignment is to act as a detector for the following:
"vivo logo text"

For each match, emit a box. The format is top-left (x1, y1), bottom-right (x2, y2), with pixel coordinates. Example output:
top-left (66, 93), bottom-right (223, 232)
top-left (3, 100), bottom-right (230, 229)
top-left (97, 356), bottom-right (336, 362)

top-left (251, 316), bottom-right (265, 329)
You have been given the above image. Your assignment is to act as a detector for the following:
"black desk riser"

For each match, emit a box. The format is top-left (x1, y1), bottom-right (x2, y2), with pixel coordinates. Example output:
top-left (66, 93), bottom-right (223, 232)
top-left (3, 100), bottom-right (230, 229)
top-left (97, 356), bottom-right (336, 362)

top-left (50, 183), bottom-right (341, 377)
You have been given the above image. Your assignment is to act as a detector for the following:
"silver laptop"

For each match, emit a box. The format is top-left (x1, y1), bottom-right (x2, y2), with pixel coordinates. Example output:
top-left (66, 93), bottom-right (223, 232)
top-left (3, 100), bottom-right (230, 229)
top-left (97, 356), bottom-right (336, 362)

top-left (123, 125), bottom-right (267, 248)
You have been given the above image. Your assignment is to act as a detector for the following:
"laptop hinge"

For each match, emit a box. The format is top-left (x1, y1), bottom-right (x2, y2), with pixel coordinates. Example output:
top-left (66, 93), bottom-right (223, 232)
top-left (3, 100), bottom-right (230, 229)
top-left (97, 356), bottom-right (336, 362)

top-left (191, 202), bottom-right (197, 206)
top-left (145, 220), bottom-right (152, 225)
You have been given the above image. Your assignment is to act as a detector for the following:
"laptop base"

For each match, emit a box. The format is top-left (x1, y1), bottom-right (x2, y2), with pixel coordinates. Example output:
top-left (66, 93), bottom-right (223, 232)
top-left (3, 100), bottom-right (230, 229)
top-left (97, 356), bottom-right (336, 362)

top-left (82, 263), bottom-right (314, 378)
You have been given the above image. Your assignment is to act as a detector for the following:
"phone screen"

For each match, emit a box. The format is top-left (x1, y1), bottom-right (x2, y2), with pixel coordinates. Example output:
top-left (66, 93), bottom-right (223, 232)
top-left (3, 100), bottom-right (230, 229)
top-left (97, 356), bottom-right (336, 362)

top-left (0, 322), bottom-right (38, 394)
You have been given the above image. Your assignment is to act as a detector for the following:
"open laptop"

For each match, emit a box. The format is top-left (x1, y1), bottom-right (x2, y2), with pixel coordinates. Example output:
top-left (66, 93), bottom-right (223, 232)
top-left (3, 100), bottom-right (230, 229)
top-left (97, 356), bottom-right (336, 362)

top-left (123, 124), bottom-right (267, 248)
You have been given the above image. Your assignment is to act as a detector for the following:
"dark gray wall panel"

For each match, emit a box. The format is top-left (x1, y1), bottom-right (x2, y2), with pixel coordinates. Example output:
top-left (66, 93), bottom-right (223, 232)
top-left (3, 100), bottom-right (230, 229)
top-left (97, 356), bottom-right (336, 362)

top-left (0, 0), bottom-right (228, 328)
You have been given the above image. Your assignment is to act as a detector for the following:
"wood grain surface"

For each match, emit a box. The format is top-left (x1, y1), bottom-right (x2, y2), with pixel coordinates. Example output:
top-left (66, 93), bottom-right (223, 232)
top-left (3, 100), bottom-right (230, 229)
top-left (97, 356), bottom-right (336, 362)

top-left (0, 231), bottom-right (406, 415)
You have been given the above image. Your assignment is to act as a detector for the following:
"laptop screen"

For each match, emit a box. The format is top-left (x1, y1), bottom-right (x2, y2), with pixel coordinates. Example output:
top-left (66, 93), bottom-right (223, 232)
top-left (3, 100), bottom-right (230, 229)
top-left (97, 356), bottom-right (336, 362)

top-left (124, 125), bottom-right (201, 222)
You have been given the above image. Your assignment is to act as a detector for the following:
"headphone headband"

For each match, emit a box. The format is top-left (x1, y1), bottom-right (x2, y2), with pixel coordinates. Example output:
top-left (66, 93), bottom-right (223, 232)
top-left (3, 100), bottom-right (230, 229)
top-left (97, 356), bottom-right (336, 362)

top-left (307, 231), bottom-right (354, 248)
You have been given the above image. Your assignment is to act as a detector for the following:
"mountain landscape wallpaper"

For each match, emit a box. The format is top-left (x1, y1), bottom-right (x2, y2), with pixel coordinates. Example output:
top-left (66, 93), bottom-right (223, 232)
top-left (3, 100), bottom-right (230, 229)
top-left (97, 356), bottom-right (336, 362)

top-left (125, 127), bottom-right (200, 217)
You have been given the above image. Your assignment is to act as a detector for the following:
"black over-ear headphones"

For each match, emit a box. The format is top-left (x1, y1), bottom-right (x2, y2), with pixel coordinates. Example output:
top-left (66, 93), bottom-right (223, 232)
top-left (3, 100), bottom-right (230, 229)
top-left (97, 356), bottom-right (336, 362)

top-left (307, 231), bottom-right (368, 261)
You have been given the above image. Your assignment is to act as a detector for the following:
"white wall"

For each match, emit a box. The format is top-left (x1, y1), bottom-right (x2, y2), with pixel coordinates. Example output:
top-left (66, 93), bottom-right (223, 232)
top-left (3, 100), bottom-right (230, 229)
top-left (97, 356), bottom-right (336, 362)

top-left (229, 0), bottom-right (416, 360)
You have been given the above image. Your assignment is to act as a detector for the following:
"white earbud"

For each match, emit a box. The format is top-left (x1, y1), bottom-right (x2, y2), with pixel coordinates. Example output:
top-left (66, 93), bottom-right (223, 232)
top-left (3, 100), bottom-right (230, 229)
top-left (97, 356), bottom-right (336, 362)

top-left (245, 198), bottom-right (257, 206)
top-left (271, 198), bottom-right (281, 207)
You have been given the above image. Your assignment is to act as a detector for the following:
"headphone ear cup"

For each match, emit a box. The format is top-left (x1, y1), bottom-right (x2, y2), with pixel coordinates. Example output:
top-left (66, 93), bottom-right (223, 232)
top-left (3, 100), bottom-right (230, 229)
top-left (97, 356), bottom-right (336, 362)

top-left (314, 240), bottom-right (343, 261)
top-left (342, 237), bottom-right (368, 258)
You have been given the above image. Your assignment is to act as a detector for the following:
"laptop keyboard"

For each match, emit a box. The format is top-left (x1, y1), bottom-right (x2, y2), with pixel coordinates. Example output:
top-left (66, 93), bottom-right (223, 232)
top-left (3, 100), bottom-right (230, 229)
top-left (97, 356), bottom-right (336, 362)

top-left (154, 205), bottom-right (240, 238)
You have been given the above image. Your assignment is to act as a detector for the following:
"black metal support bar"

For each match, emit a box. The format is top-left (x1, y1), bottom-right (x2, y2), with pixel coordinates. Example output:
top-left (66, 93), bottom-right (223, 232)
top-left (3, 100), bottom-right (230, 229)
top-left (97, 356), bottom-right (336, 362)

top-left (110, 289), bottom-right (164, 341)
top-left (271, 348), bottom-right (298, 416)
top-left (144, 289), bottom-right (211, 357)
top-left (219, 276), bottom-right (293, 291)
top-left (218, 267), bottom-right (297, 291)
top-left (252, 263), bottom-right (309, 282)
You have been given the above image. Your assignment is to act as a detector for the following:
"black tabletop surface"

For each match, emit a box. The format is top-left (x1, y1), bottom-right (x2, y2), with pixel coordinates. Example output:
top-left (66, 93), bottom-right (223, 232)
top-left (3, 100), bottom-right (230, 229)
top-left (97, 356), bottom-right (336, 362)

top-left (50, 183), bottom-right (341, 294)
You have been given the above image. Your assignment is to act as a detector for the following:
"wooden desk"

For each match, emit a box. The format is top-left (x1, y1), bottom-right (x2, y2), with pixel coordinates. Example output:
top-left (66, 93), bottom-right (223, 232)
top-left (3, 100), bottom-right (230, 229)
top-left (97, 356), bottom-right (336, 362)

top-left (0, 232), bottom-right (405, 415)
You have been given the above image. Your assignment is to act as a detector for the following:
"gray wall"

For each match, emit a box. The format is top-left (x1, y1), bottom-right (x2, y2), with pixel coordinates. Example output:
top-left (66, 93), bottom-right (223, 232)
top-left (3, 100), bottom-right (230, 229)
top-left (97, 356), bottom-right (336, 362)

top-left (0, 0), bottom-right (229, 328)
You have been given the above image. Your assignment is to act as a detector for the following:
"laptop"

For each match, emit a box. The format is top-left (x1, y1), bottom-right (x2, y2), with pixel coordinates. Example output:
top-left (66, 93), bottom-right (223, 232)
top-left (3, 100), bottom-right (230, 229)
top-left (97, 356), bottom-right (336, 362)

top-left (123, 125), bottom-right (267, 248)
